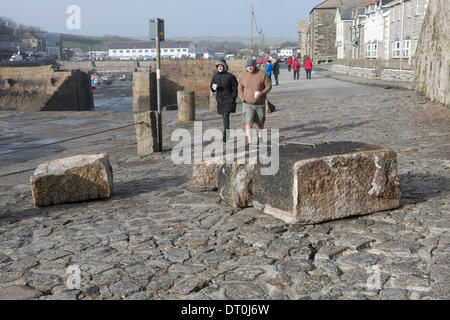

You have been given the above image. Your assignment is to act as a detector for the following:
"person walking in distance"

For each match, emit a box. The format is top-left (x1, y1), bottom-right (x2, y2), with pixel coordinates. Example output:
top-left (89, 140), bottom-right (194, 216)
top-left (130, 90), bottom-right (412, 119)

top-left (238, 59), bottom-right (272, 144)
top-left (286, 56), bottom-right (293, 72)
top-left (265, 59), bottom-right (273, 83)
top-left (293, 56), bottom-right (301, 80)
top-left (305, 56), bottom-right (313, 79)
top-left (272, 58), bottom-right (280, 86)
top-left (210, 60), bottom-right (238, 142)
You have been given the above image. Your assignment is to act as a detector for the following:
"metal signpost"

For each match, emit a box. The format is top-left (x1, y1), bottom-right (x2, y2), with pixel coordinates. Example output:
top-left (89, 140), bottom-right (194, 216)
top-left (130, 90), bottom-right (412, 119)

top-left (150, 18), bottom-right (164, 151)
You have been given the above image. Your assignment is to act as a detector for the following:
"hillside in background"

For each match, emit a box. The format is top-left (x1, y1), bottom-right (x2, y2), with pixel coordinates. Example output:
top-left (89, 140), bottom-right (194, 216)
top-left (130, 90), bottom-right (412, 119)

top-left (61, 34), bottom-right (298, 52)
top-left (61, 34), bottom-right (135, 51)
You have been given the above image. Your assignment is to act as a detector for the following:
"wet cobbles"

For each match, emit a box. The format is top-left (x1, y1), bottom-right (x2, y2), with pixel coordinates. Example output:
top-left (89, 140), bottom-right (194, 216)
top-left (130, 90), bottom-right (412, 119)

top-left (0, 73), bottom-right (449, 300)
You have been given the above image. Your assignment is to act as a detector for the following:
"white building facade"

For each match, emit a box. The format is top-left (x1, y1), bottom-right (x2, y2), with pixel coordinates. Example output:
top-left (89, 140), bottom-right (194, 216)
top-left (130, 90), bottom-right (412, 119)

top-left (363, 0), bottom-right (393, 60)
top-left (384, 0), bottom-right (429, 61)
top-left (108, 41), bottom-right (195, 60)
top-left (280, 47), bottom-right (301, 58)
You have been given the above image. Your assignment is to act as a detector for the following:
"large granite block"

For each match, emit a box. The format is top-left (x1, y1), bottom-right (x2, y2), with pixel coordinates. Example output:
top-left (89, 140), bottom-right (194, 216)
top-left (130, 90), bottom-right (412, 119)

top-left (218, 163), bottom-right (255, 208)
top-left (30, 153), bottom-right (113, 207)
top-left (253, 142), bottom-right (401, 225)
top-left (192, 148), bottom-right (255, 192)
top-left (192, 156), bottom-right (224, 191)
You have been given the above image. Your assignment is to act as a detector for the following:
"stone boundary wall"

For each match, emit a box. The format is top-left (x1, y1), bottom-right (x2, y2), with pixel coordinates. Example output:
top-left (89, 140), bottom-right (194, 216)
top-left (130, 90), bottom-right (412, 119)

top-left (414, 0), bottom-right (449, 106)
top-left (0, 66), bottom-right (93, 111)
top-left (347, 67), bottom-right (377, 80)
top-left (381, 69), bottom-right (414, 83)
top-left (332, 64), bottom-right (376, 80)
top-left (332, 64), bottom-right (414, 83)
top-left (334, 58), bottom-right (413, 71)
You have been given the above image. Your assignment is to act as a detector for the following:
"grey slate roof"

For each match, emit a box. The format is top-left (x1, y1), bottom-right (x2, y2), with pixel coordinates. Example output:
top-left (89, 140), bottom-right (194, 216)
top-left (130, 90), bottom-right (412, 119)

top-left (338, 5), bottom-right (360, 20)
top-left (313, 0), bottom-right (368, 10)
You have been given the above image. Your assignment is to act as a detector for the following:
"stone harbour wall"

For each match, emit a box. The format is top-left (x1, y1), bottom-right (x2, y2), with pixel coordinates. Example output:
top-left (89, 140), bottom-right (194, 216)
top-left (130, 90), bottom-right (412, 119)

top-left (160, 60), bottom-right (245, 108)
top-left (414, 0), bottom-right (449, 106)
top-left (132, 60), bottom-right (245, 110)
top-left (0, 66), bottom-right (94, 111)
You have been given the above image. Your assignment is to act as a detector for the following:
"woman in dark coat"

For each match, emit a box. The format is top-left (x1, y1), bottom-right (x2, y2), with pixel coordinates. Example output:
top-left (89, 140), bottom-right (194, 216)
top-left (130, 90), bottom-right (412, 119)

top-left (210, 60), bottom-right (238, 142)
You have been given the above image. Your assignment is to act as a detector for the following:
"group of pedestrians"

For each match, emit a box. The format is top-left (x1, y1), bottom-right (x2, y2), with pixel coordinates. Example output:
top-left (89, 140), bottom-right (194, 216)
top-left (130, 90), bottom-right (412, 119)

top-left (264, 58), bottom-right (280, 85)
top-left (209, 55), bottom-right (313, 144)
top-left (210, 58), bottom-right (271, 144)
top-left (286, 55), bottom-right (313, 80)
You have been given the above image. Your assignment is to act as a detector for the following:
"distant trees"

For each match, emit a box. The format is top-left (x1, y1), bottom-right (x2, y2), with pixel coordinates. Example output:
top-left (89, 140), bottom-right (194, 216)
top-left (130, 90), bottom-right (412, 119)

top-left (279, 41), bottom-right (298, 48)
top-left (0, 16), bottom-right (42, 36)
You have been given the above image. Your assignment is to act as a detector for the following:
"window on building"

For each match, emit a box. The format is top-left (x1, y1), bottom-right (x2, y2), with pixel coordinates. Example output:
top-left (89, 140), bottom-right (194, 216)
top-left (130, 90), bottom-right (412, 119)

top-left (163, 49), bottom-right (168, 53)
top-left (120, 50), bottom-right (123, 53)
top-left (366, 44), bottom-right (378, 58)
top-left (113, 50), bottom-right (116, 53)
top-left (126, 50), bottom-right (130, 53)
top-left (145, 50), bottom-right (149, 53)
top-left (403, 40), bottom-right (411, 57)
top-left (183, 49), bottom-right (187, 52)
top-left (139, 50), bottom-right (142, 53)
top-left (392, 41), bottom-right (401, 58)
top-left (398, 4), bottom-right (402, 20)
top-left (151, 49), bottom-right (156, 53)
top-left (170, 49), bottom-right (174, 52)
top-left (416, 0), bottom-right (420, 15)
top-left (407, 1), bottom-right (411, 17)
top-left (177, 49), bottom-right (181, 52)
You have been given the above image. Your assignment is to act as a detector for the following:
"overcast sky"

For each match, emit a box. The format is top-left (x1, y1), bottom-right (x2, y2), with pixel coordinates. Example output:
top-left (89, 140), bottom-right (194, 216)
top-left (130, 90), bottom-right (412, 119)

top-left (2, 0), bottom-right (323, 39)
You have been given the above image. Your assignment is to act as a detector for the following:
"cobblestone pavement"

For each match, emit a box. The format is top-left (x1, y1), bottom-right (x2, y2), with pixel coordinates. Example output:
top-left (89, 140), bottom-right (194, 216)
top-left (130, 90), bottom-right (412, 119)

top-left (0, 68), bottom-right (449, 300)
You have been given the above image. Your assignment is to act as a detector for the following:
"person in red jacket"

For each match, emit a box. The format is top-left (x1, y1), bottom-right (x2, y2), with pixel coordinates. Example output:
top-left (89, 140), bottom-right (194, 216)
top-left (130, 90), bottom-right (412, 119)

top-left (286, 56), bottom-right (293, 72)
top-left (293, 56), bottom-right (301, 80)
top-left (305, 56), bottom-right (313, 79)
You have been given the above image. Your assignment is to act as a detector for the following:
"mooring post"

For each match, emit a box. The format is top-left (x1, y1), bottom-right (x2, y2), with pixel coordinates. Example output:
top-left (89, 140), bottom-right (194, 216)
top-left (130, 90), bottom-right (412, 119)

top-left (177, 91), bottom-right (195, 122)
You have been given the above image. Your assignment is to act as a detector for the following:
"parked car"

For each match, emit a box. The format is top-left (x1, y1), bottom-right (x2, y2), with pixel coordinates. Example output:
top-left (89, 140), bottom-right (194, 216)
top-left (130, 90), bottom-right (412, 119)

top-left (102, 75), bottom-right (113, 85)
top-left (9, 54), bottom-right (23, 62)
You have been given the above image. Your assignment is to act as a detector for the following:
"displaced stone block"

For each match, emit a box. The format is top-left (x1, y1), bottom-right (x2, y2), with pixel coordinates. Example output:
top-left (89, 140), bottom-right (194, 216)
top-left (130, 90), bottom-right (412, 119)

top-left (253, 142), bottom-right (401, 225)
top-left (30, 153), bottom-right (113, 207)
top-left (192, 156), bottom-right (224, 191)
top-left (218, 163), bottom-right (255, 208)
top-left (134, 111), bottom-right (159, 155)
top-left (192, 149), bottom-right (253, 192)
